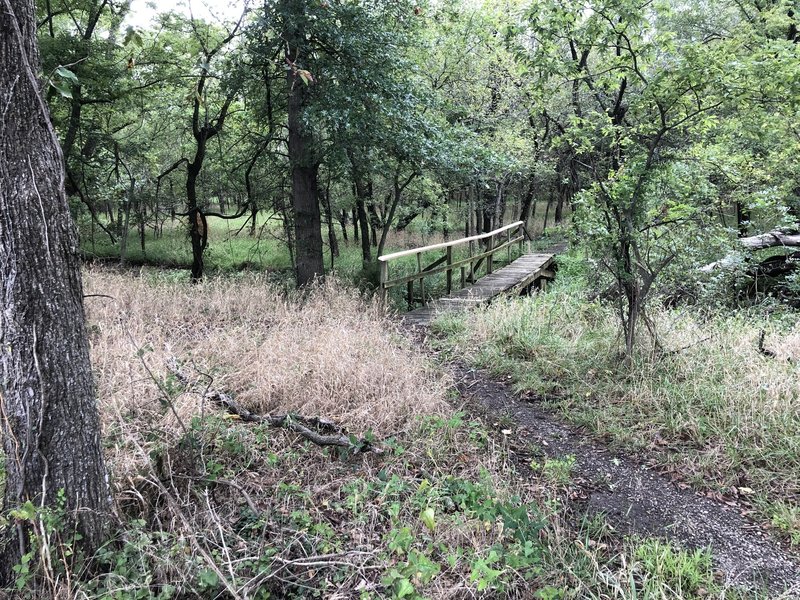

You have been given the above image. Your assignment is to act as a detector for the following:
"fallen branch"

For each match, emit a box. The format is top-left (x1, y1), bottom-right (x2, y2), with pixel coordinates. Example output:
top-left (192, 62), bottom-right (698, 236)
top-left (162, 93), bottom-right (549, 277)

top-left (739, 230), bottom-right (800, 251)
top-left (757, 330), bottom-right (777, 359)
top-left (701, 229), bottom-right (800, 272)
top-left (166, 359), bottom-right (382, 454)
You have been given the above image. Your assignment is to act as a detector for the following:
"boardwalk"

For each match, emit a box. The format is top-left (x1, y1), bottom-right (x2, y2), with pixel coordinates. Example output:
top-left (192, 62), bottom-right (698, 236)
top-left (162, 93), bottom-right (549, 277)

top-left (402, 252), bottom-right (555, 326)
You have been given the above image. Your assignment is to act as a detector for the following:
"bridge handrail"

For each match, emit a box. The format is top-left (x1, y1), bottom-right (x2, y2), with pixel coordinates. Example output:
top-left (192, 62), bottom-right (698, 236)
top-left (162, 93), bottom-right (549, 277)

top-left (378, 221), bottom-right (532, 306)
top-left (378, 221), bottom-right (525, 262)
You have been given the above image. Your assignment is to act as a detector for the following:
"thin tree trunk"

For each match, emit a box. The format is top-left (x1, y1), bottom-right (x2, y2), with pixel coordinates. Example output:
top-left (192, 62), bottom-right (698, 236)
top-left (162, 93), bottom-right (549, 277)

top-left (349, 152), bottom-right (373, 264)
top-left (519, 179), bottom-right (536, 229)
top-left (338, 209), bottom-right (349, 242)
top-left (120, 177), bottom-right (134, 264)
top-left (352, 206), bottom-right (359, 241)
top-left (356, 197), bottom-right (371, 263)
top-left (322, 179), bottom-right (338, 266)
top-left (543, 199), bottom-right (553, 233)
top-left (0, 0), bottom-right (110, 580)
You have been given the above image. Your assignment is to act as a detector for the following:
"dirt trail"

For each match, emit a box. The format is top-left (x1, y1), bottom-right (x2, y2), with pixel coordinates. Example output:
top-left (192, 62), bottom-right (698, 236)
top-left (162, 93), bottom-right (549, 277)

top-left (447, 361), bottom-right (800, 597)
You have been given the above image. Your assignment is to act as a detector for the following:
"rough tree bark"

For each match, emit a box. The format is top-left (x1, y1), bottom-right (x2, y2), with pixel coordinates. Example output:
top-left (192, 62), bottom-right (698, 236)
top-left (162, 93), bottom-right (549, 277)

top-left (0, 0), bottom-right (110, 581)
top-left (285, 3), bottom-right (325, 286)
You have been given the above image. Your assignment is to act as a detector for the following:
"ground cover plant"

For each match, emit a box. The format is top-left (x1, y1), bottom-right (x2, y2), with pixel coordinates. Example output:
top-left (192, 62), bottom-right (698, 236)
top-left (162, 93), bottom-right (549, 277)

top-left (432, 253), bottom-right (800, 547)
top-left (0, 270), bottom-right (748, 598)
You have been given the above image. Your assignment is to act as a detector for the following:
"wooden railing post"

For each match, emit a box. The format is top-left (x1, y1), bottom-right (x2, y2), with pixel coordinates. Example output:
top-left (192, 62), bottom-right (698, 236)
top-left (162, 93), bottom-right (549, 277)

top-left (487, 234), bottom-right (495, 275)
top-left (379, 259), bottom-right (388, 304)
top-left (417, 252), bottom-right (426, 306)
top-left (446, 246), bottom-right (453, 295)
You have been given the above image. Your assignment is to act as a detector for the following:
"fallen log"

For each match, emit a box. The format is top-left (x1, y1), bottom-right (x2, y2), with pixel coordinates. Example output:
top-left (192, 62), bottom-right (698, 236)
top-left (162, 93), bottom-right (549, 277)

top-left (739, 230), bottom-right (800, 251)
top-left (166, 359), bottom-right (382, 454)
top-left (701, 229), bottom-right (800, 272)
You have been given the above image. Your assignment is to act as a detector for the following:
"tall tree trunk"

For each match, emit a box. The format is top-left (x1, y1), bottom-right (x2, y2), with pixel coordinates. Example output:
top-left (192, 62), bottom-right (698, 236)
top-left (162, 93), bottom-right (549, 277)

top-left (367, 201), bottom-right (380, 247)
top-left (286, 53), bottom-right (324, 286)
top-left (0, 0), bottom-right (110, 581)
top-left (250, 201), bottom-right (258, 237)
top-left (356, 197), bottom-right (371, 263)
top-left (493, 181), bottom-right (505, 228)
top-left (338, 209), bottom-right (349, 242)
top-left (186, 162), bottom-right (206, 281)
top-left (119, 176), bottom-right (134, 265)
top-left (348, 152), bottom-right (373, 264)
top-left (543, 199), bottom-right (553, 233)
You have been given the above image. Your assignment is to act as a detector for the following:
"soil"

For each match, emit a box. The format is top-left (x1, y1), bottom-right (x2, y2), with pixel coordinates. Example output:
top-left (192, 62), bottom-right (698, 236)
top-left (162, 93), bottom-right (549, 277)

top-left (446, 360), bottom-right (800, 598)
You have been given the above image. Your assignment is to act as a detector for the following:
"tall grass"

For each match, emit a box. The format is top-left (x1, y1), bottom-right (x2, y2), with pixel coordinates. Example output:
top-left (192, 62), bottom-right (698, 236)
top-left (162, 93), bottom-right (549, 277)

top-left (33, 268), bottom-right (743, 599)
top-left (433, 263), bottom-right (800, 543)
top-left (85, 270), bottom-right (447, 473)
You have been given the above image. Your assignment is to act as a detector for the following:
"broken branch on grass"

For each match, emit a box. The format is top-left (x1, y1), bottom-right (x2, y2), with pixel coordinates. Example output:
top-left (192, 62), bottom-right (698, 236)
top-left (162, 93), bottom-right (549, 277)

top-left (757, 330), bottom-right (777, 359)
top-left (166, 359), bottom-right (383, 454)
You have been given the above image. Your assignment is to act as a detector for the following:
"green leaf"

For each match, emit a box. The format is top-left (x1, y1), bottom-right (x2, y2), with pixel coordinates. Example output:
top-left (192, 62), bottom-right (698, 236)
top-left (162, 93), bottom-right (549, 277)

top-left (419, 507), bottom-right (436, 531)
top-left (393, 577), bottom-right (415, 598)
top-left (198, 568), bottom-right (219, 588)
top-left (123, 27), bottom-right (144, 47)
top-left (9, 500), bottom-right (37, 521)
top-left (50, 80), bottom-right (73, 99)
top-left (55, 66), bottom-right (79, 84)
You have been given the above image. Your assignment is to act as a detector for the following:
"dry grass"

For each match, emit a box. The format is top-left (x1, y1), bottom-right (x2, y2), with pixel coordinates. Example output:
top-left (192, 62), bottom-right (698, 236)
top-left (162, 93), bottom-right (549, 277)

top-left (84, 268), bottom-right (447, 478)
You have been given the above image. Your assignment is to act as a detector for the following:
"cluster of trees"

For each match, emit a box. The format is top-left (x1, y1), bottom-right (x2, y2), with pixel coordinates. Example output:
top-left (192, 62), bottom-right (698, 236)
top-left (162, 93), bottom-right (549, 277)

top-left (2, 0), bottom-right (800, 578)
top-left (39, 0), bottom-right (579, 285)
top-left (41, 0), bottom-right (800, 326)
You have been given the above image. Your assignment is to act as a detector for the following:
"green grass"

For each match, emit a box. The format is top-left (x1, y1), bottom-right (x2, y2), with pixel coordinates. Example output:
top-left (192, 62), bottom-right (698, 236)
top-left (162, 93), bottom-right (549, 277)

top-left (432, 249), bottom-right (800, 546)
top-left (28, 412), bottom-right (748, 598)
top-left (78, 209), bottom-right (549, 310)
top-left (81, 213), bottom-right (295, 273)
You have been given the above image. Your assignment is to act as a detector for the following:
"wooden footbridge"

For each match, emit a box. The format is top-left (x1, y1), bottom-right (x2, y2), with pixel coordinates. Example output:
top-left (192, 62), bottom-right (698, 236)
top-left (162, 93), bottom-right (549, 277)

top-left (379, 221), bottom-right (556, 326)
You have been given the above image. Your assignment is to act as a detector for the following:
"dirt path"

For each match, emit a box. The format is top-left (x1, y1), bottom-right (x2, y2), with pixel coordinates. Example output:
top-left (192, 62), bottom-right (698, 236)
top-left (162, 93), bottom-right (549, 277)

top-left (447, 361), bottom-right (800, 598)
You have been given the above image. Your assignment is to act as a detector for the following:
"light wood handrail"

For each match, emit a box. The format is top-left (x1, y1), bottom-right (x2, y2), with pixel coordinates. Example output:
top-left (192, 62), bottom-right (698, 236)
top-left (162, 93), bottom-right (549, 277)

top-left (378, 221), bottom-right (524, 262)
top-left (378, 221), bottom-right (532, 306)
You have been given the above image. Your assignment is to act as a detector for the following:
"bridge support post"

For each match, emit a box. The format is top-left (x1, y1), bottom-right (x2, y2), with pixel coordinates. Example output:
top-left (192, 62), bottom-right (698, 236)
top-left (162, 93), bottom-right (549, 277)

top-left (446, 246), bottom-right (453, 295)
top-left (379, 259), bottom-right (388, 305)
top-left (487, 234), bottom-right (495, 274)
top-left (417, 252), bottom-right (426, 306)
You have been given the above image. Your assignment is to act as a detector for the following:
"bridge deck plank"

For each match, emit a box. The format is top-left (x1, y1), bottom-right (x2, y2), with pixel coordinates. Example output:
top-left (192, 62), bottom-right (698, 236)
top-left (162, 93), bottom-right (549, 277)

top-left (401, 253), bottom-right (554, 327)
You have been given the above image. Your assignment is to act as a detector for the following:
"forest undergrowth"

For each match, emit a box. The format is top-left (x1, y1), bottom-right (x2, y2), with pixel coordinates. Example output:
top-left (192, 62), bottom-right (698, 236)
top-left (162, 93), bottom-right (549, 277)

top-left (1, 268), bottom-right (744, 598)
top-left (432, 254), bottom-right (800, 550)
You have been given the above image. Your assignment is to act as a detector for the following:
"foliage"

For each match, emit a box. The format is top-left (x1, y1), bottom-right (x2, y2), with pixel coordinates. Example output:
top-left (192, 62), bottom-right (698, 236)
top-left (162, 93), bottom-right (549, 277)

top-left (434, 252), bottom-right (800, 546)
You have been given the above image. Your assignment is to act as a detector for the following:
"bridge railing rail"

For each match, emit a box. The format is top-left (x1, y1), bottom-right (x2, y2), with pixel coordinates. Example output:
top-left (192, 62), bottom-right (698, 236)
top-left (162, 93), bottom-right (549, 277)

top-left (378, 221), bottom-right (533, 307)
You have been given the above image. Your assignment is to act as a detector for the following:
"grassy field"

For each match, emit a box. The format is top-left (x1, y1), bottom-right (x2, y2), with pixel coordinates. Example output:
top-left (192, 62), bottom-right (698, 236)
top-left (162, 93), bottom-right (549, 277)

top-left (431, 252), bottom-right (800, 548)
top-left (4, 268), bottom-right (752, 598)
